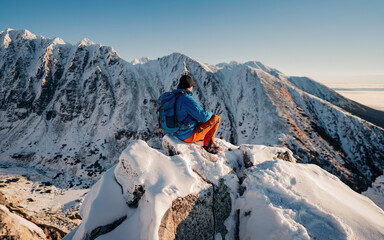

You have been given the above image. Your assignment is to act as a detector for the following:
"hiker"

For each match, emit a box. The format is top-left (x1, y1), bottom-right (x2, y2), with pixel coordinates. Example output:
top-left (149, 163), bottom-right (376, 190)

top-left (172, 75), bottom-right (221, 154)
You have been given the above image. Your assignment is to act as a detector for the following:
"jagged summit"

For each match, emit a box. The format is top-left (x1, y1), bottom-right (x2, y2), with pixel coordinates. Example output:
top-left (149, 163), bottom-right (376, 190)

top-left (0, 28), bottom-right (96, 49)
top-left (77, 38), bottom-right (96, 47)
top-left (64, 137), bottom-right (384, 240)
top-left (0, 28), bottom-right (36, 48)
top-left (51, 36), bottom-right (66, 45)
top-left (1, 28), bottom-right (37, 40)
top-left (158, 52), bottom-right (193, 65)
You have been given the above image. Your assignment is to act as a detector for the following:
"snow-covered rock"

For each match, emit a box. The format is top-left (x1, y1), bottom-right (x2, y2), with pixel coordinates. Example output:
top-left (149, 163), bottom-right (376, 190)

top-left (363, 175), bottom-right (384, 210)
top-left (65, 138), bottom-right (384, 240)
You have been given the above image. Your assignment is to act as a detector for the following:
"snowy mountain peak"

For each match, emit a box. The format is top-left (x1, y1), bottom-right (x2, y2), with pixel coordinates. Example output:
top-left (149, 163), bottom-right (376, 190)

top-left (9, 28), bottom-right (37, 40)
top-left (162, 52), bottom-right (190, 62)
top-left (51, 37), bottom-right (66, 45)
top-left (0, 28), bottom-right (37, 48)
top-left (244, 61), bottom-right (277, 72)
top-left (20, 29), bottom-right (37, 40)
top-left (158, 52), bottom-right (218, 73)
top-left (131, 57), bottom-right (151, 65)
top-left (0, 28), bottom-right (14, 35)
top-left (77, 38), bottom-right (95, 46)
top-left (215, 60), bottom-right (280, 75)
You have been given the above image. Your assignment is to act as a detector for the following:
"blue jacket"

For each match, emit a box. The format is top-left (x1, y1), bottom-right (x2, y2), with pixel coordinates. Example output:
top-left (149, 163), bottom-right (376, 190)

top-left (173, 89), bottom-right (213, 140)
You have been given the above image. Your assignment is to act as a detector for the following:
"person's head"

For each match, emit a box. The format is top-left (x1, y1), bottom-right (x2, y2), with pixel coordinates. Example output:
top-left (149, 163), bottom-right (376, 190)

top-left (177, 75), bottom-right (194, 91)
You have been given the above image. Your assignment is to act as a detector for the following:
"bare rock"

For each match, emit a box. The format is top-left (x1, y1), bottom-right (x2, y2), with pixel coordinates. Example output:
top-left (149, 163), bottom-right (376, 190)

top-left (159, 190), bottom-right (214, 240)
top-left (275, 151), bottom-right (296, 163)
top-left (159, 179), bottom-right (232, 240)
top-left (0, 206), bottom-right (46, 240)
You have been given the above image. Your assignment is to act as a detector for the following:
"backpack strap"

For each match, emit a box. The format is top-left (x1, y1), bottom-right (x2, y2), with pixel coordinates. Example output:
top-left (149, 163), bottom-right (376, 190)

top-left (174, 90), bottom-right (191, 127)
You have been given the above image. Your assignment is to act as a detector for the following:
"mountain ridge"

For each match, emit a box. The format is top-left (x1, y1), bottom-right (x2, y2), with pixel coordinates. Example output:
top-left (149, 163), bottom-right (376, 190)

top-left (0, 29), bottom-right (383, 193)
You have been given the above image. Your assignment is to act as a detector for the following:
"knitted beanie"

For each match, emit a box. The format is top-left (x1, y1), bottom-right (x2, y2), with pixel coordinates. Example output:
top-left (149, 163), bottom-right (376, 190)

top-left (177, 75), bottom-right (195, 90)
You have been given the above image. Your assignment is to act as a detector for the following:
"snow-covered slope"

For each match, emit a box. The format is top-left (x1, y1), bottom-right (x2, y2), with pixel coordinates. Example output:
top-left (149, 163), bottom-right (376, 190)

top-left (65, 137), bottom-right (384, 240)
top-left (0, 28), bottom-right (384, 194)
top-left (288, 76), bottom-right (384, 128)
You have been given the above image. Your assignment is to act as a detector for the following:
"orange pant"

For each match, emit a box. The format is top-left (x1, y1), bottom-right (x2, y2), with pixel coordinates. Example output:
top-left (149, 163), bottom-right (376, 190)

top-left (184, 114), bottom-right (221, 148)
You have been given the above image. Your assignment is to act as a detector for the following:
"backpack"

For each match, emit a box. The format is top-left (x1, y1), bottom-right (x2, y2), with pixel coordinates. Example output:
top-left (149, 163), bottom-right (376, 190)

top-left (157, 91), bottom-right (184, 134)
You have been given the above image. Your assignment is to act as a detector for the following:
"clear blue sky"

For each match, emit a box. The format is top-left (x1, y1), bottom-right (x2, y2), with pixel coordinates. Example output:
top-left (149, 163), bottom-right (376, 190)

top-left (1, 0), bottom-right (383, 84)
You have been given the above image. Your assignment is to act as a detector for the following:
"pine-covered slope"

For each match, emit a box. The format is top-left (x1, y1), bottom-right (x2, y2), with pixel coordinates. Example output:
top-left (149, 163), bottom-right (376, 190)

top-left (0, 29), bottom-right (383, 192)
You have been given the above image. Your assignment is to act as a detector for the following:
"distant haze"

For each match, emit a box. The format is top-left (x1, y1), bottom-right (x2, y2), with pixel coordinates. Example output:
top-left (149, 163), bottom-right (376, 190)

top-left (314, 75), bottom-right (384, 111)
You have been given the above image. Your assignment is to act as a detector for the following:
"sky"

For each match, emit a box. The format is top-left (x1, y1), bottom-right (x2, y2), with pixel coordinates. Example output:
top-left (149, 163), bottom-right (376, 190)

top-left (1, 0), bottom-right (383, 86)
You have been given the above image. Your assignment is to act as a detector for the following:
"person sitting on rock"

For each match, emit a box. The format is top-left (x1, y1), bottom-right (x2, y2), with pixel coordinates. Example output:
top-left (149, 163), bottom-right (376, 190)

top-left (172, 75), bottom-right (221, 154)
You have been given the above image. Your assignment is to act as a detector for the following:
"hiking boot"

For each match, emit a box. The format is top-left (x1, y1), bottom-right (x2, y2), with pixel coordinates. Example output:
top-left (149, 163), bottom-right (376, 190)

top-left (203, 145), bottom-right (221, 154)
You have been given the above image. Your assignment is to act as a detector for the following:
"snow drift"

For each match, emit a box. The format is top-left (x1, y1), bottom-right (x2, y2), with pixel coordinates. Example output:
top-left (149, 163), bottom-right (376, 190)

top-left (65, 137), bottom-right (384, 240)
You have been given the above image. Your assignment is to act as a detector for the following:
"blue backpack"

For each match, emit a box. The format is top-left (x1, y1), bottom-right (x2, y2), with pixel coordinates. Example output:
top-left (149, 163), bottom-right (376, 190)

top-left (157, 92), bottom-right (184, 134)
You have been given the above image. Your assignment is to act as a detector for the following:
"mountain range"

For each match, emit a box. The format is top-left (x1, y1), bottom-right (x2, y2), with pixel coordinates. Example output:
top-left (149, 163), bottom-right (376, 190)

top-left (0, 28), bottom-right (383, 195)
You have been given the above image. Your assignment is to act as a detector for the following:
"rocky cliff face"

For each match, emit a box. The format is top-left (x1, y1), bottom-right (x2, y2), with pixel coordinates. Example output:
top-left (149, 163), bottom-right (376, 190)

top-left (0, 29), bottom-right (383, 192)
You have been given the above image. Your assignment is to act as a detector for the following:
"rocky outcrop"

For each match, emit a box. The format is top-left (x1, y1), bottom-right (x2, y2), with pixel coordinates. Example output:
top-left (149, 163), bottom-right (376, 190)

top-left (0, 205), bottom-right (46, 240)
top-left (159, 193), bottom-right (213, 240)
top-left (66, 137), bottom-right (384, 240)
top-left (158, 179), bottom-right (232, 240)
top-left (0, 192), bottom-right (67, 240)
